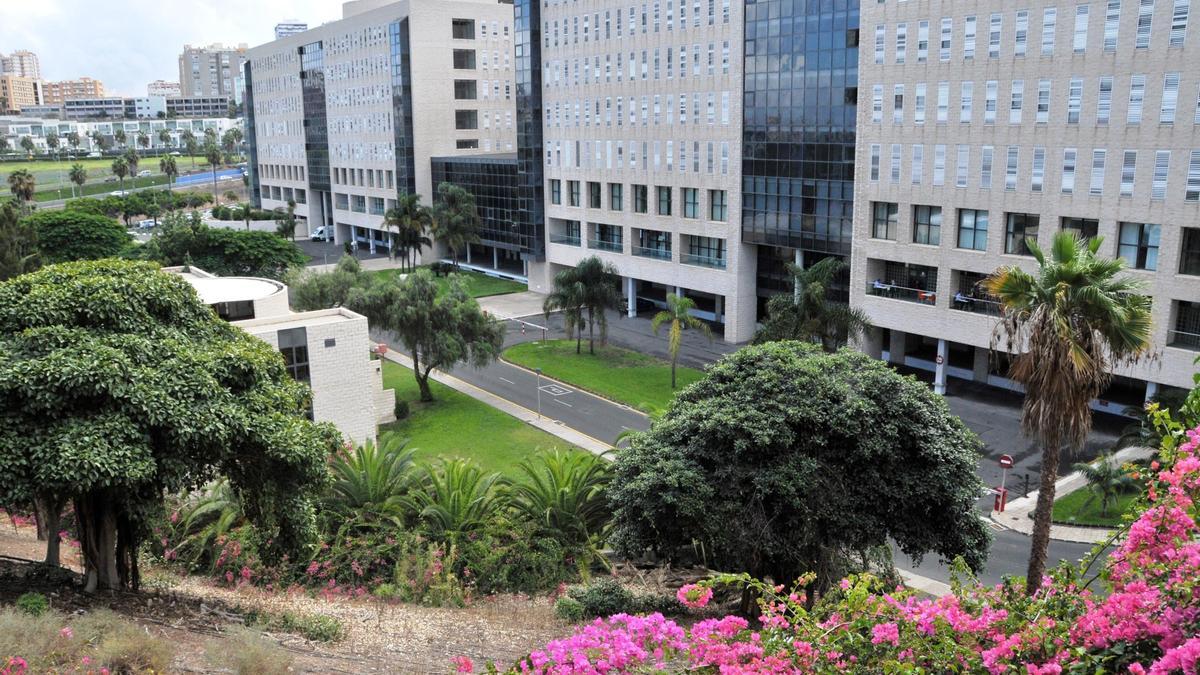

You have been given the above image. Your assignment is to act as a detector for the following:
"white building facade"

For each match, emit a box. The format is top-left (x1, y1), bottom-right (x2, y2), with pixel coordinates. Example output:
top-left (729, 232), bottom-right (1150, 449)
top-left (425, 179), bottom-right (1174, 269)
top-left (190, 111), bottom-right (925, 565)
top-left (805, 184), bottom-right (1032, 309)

top-left (851, 0), bottom-right (1200, 404)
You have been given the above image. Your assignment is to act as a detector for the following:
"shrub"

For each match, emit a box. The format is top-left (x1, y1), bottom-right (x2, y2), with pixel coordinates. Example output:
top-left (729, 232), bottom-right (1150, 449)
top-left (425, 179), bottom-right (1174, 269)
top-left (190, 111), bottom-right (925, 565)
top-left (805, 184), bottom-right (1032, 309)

top-left (456, 519), bottom-right (577, 595)
top-left (557, 579), bottom-right (683, 622)
top-left (394, 399), bottom-right (410, 420)
top-left (207, 627), bottom-right (294, 675)
top-left (242, 608), bottom-right (344, 643)
top-left (21, 210), bottom-right (130, 263)
top-left (94, 620), bottom-right (174, 674)
top-left (0, 607), bottom-right (174, 673)
top-left (553, 597), bottom-right (585, 623)
top-left (15, 593), bottom-right (48, 617)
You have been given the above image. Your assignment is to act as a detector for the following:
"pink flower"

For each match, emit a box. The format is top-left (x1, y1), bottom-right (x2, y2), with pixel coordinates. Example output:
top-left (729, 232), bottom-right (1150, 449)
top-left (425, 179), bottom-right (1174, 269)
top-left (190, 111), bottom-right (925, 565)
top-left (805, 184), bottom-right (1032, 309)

top-left (59, 626), bottom-right (73, 639)
top-left (676, 584), bottom-right (713, 609)
top-left (451, 656), bottom-right (474, 673)
top-left (871, 622), bottom-right (900, 647)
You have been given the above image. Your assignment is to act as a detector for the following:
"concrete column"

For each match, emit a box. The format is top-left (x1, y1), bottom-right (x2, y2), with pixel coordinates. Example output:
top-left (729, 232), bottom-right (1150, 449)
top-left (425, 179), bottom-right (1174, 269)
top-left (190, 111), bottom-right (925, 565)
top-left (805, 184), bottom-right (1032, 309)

top-left (714, 294), bottom-right (724, 324)
top-left (674, 286), bottom-right (683, 298)
top-left (934, 339), bottom-right (948, 396)
top-left (466, 246), bottom-right (472, 265)
top-left (888, 330), bottom-right (907, 366)
top-left (972, 347), bottom-right (990, 383)
top-left (626, 276), bottom-right (636, 318)
top-left (369, 230), bottom-right (376, 254)
top-left (860, 326), bottom-right (884, 359)
top-left (793, 248), bottom-right (804, 303)
top-left (493, 247), bottom-right (500, 270)
top-left (1145, 381), bottom-right (1159, 403)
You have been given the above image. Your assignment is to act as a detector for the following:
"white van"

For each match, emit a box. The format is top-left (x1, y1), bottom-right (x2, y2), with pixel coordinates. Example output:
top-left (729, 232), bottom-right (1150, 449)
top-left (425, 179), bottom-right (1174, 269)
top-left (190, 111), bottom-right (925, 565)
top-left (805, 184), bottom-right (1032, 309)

top-left (310, 226), bottom-right (329, 241)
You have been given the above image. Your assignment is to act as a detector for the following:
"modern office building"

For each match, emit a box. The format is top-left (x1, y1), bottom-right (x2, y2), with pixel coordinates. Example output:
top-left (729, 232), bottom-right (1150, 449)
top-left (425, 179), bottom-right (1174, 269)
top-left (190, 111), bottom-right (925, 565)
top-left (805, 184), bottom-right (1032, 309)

top-left (147, 80), bottom-right (182, 97)
top-left (275, 21), bottom-right (310, 39)
top-left (42, 77), bottom-right (106, 105)
top-left (166, 95), bottom-right (231, 118)
top-left (851, 0), bottom-right (1200, 403)
top-left (179, 43), bottom-right (249, 99)
top-left (245, 0), bottom-right (517, 256)
top-left (0, 50), bottom-right (41, 79)
top-left (0, 75), bottom-right (42, 113)
top-left (168, 266), bottom-right (395, 444)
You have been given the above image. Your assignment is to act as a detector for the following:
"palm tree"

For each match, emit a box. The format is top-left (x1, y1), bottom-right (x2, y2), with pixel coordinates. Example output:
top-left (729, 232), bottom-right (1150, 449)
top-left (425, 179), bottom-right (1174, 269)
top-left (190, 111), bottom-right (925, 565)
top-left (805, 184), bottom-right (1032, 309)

top-left (543, 266), bottom-right (588, 354)
top-left (511, 450), bottom-right (612, 570)
top-left (19, 136), bottom-right (35, 156)
top-left (136, 132), bottom-right (150, 154)
top-left (1072, 453), bottom-right (1136, 518)
top-left (45, 132), bottom-right (60, 156)
top-left (65, 131), bottom-right (81, 157)
top-left (123, 149), bottom-right (140, 181)
top-left (985, 232), bottom-right (1152, 595)
top-left (652, 294), bottom-right (713, 388)
top-left (575, 256), bottom-right (623, 354)
top-left (157, 129), bottom-right (172, 150)
top-left (430, 181), bottom-right (481, 267)
top-left (204, 141), bottom-right (222, 201)
top-left (7, 169), bottom-right (36, 212)
top-left (754, 257), bottom-right (872, 351)
top-left (110, 156), bottom-right (129, 193)
top-left (159, 155), bottom-right (178, 190)
top-left (181, 130), bottom-right (198, 168)
top-left (239, 202), bottom-right (252, 230)
top-left (275, 199), bottom-right (298, 240)
top-left (385, 193), bottom-right (433, 270)
top-left (0, 136), bottom-right (10, 155)
top-left (324, 437), bottom-right (416, 529)
top-left (114, 129), bottom-right (127, 149)
top-left (0, 202), bottom-right (39, 280)
top-left (68, 163), bottom-right (87, 199)
top-left (406, 460), bottom-right (505, 539)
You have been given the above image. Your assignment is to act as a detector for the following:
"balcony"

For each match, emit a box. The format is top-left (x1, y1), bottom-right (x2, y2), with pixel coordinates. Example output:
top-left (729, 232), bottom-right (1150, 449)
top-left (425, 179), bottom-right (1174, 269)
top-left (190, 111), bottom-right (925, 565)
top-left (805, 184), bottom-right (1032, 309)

top-left (588, 239), bottom-right (623, 253)
top-left (865, 282), bottom-right (937, 305)
top-left (1168, 329), bottom-right (1200, 351)
top-left (632, 245), bottom-right (671, 261)
top-left (949, 295), bottom-right (1003, 316)
top-left (681, 253), bottom-right (727, 269)
top-left (549, 233), bottom-right (581, 246)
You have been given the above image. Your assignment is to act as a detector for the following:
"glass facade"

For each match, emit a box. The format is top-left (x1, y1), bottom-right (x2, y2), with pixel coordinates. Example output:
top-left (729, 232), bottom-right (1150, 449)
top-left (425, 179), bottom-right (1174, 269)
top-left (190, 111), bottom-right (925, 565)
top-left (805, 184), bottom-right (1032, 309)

top-left (243, 61), bottom-right (262, 208)
top-left (514, 0), bottom-right (547, 261)
top-left (742, 0), bottom-right (860, 257)
top-left (299, 41), bottom-right (330, 192)
top-left (431, 154), bottom-right (533, 253)
top-left (389, 20), bottom-right (417, 195)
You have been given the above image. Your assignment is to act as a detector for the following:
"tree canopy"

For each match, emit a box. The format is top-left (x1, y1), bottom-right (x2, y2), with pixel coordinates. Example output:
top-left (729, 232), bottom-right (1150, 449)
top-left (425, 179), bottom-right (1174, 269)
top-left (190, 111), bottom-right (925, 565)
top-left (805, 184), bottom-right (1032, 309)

top-left (22, 209), bottom-right (130, 264)
top-left (0, 202), bottom-right (39, 280)
top-left (140, 211), bottom-right (308, 280)
top-left (609, 341), bottom-right (990, 598)
top-left (754, 257), bottom-right (872, 351)
top-left (0, 260), bottom-right (341, 591)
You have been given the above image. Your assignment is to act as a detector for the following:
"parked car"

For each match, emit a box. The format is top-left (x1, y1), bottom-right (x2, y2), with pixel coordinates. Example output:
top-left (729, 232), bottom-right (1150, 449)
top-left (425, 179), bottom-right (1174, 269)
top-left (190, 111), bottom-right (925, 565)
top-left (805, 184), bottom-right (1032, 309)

top-left (137, 169), bottom-right (151, 177)
top-left (109, 190), bottom-right (129, 197)
top-left (86, 151), bottom-right (102, 158)
top-left (310, 226), bottom-right (329, 241)
top-left (103, 176), bottom-right (118, 183)
top-left (137, 219), bottom-right (156, 230)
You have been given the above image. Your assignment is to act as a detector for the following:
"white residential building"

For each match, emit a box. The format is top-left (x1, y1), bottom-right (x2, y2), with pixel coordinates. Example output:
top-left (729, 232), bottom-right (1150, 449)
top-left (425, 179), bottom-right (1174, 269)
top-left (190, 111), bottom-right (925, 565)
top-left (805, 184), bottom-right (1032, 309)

top-left (275, 21), bottom-right (309, 40)
top-left (168, 267), bottom-right (395, 445)
top-left (852, 0), bottom-right (1200, 406)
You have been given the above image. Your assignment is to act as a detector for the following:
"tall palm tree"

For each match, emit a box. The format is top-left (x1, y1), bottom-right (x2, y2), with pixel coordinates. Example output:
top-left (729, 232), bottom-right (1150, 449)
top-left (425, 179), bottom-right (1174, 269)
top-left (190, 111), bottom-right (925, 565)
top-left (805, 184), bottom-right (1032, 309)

top-left (754, 257), bottom-right (872, 351)
top-left (0, 136), bottom-right (10, 155)
top-left (123, 149), bottom-right (140, 180)
top-left (157, 129), bottom-right (172, 150)
top-left (68, 163), bottom-right (87, 199)
top-left (45, 132), bottom-right (60, 156)
top-left (7, 169), bottom-right (36, 213)
top-left (136, 132), bottom-right (150, 154)
top-left (1072, 453), bottom-right (1136, 518)
top-left (543, 267), bottom-right (588, 354)
top-left (110, 156), bottom-right (129, 193)
top-left (181, 130), bottom-right (198, 169)
top-left (114, 129), bottom-right (127, 149)
top-left (575, 256), bottom-right (623, 355)
top-left (65, 131), bottom-right (81, 157)
top-left (159, 155), bottom-right (178, 190)
top-left (204, 141), bottom-right (222, 201)
top-left (19, 136), bottom-right (35, 156)
top-left (431, 181), bottom-right (481, 267)
top-left (652, 294), bottom-right (713, 389)
top-left (985, 232), bottom-right (1152, 595)
top-left (385, 193), bottom-right (433, 270)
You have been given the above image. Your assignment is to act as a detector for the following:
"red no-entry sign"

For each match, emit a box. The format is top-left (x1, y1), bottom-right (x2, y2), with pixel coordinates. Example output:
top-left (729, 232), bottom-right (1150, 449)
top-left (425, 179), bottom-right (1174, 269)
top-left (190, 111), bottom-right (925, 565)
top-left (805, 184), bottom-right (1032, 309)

top-left (999, 454), bottom-right (1014, 469)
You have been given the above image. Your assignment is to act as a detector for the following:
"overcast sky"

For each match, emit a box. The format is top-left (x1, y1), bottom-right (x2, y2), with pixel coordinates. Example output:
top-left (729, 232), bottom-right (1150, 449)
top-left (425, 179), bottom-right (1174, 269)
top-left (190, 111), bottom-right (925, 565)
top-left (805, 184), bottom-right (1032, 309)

top-left (0, 0), bottom-right (345, 96)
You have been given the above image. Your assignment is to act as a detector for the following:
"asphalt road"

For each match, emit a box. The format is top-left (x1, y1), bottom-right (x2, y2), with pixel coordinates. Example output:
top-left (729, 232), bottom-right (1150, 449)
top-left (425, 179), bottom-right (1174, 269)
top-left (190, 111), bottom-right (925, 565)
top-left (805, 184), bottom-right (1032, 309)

top-left (894, 528), bottom-right (1106, 587)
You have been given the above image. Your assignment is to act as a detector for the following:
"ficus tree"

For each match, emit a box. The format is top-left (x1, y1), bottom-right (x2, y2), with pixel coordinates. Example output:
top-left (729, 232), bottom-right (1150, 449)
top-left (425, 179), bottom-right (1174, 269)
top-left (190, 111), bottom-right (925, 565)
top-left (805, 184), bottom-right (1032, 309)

top-left (22, 210), bottom-right (130, 264)
top-left (138, 211), bottom-right (307, 280)
top-left (0, 260), bottom-right (341, 591)
top-left (609, 341), bottom-right (990, 605)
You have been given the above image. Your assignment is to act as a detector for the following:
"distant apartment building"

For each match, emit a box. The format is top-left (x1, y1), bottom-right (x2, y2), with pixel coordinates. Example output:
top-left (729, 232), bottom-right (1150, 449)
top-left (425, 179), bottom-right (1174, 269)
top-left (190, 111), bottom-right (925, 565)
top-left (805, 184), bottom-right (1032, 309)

top-left (0, 116), bottom-right (243, 154)
top-left (179, 43), bottom-right (249, 99)
top-left (0, 50), bottom-right (40, 79)
top-left (168, 266), bottom-right (395, 444)
top-left (166, 95), bottom-right (230, 118)
top-left (147, 80), bottom-right (182, 97)
top-left (42, 77), bottom-right (106, 105)
top-left (851, 0), bottom-right (1200, 404)
top-left (62, 96), bottom-right (167, 120)
top-left (275, 21), bottom-right (309, 39)
top-left (0, 75), bottom-right (43, 113)
top-left (245, 0), bottom-right (517, 258)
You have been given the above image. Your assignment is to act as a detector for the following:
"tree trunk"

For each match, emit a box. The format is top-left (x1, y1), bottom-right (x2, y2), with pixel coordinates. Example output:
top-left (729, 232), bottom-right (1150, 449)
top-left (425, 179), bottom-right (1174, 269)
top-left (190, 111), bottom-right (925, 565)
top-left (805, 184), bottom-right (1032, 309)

top-left (413, 351), bottom-right (434, 402)
top-left (1025, 445), bottom-right (1061, 596)
top-left (32, 495), bottom-right (50, 541)
top-left (116, 512), bottom-right (140, 592)
top-left (588, 309), bottom-right (596, 355)
top-left (75, 492), bottom-right (121, 592)
top-left (670, 358), bottom-right (677, 389)
top-left (38, 494), bottom-right (63, 566)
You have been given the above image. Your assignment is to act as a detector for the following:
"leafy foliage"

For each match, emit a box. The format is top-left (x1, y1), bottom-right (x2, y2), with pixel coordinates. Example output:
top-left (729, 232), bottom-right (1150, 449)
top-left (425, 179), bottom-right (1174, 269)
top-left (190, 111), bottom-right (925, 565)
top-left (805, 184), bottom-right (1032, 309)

top-left (287, 255), bottom-right (365, 311)
top-left (651, 294), bottom-right (712, 389)
top-left (323, 436), bottom-right (416, 530)
top-left (543, 256), bottom-right (622, 355)
top-left (431, 182), bottom-right (481, 265)
top-left (609, 341), bottom-right (990, 597)
top-left (1072, 453), bottom-right (1137, 517)
top-left (0, 202), bottom-right (39, 280)
top-left (138, 211), bottom-right (308, 280)
top-left (754, 257), bottom-right (871, 351)
top-left (553, 579), bottom-right (683, 622)
top-left (21, 210), bottom-right (130, 264)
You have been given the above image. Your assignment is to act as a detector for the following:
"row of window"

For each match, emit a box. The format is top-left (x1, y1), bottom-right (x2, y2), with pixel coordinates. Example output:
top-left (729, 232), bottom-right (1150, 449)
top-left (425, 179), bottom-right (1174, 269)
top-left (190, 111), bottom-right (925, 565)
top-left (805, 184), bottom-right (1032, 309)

top-left (333, 192), bottom-right (392, 216)
top-left (549, 179), bottom-right (729, 220)
top-left (332, 166), bottom-right (395, 190)
top-left (872, 0), bottom-right (1191, 66)
top-left (870, 74), bottom-right (1198, 127)
top-left (451, 49), bottom-right (513, 71)
top-left (551, 218), bottom-right (729, 268)
top-left (867, 144), bottom-right (1200, 201)
top-left (545, 139), bottom-right (732, 176)
top-left (450, 18), bottom-right (512, 41)
top-left (260, 163), bottom-right (306, 182)
top-left (261, 184), bottom-right (307, 205)
top-left (452, 79), bottom-right (513, 101)
top-left (543, 42), bottom-right (731, 88)
top-left (546, 91), bottom-right (733, 128)
top-left (870, 200), bottom-right (1200, 275)
top-left (543, 0), bottom-right (732, 49)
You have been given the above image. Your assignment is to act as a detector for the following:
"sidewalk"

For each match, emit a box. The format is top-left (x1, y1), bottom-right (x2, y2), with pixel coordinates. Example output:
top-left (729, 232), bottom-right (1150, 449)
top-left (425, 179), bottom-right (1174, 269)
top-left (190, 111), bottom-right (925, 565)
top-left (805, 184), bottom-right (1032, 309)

top-left (376, 348), bottom-right (613, 457)
top-left (989, 445), bottom-right (1154, 544)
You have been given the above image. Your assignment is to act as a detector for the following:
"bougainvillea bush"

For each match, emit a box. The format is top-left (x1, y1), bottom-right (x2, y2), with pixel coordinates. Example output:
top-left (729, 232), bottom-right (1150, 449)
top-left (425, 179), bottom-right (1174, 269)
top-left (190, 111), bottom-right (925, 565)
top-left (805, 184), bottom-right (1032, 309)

top-left (481, 424), bottom-right (1200, 674)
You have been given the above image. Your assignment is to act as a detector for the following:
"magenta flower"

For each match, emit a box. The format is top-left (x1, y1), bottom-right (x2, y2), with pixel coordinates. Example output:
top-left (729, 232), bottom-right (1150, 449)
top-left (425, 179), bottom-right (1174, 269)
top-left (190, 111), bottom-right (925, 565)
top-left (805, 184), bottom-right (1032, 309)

top-left (676, 583), bottom-right (713, 609)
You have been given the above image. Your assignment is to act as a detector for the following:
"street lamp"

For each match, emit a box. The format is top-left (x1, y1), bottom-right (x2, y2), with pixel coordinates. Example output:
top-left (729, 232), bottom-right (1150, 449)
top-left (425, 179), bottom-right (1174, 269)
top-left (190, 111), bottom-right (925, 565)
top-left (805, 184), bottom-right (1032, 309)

top-left (535, 368), bottom-right (542, 420)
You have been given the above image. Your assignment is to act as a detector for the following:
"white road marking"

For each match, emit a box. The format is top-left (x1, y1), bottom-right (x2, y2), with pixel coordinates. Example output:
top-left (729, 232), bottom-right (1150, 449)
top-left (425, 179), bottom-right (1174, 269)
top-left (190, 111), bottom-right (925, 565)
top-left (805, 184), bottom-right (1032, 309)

top-left (498, 377), bottom-right (515, 385)
top-left (554, 399), bottom-right (574, 408)
top-left (620, 426), bottom-right (632, 430)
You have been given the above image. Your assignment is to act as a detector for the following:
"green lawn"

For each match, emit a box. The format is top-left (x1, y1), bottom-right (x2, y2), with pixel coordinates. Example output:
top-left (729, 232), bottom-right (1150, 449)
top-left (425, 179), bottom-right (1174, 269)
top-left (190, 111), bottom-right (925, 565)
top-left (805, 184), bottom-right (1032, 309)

top-left (379, 359), bottom-right (584, 479)
top-left (369, 267), bottom-right (527, 298)
top-left (503, 339), bottom-right (704, 413)
top-left (2, 155), bottom-right (211, 175)
top-left (1051, 487), bottom-right (1140, 527)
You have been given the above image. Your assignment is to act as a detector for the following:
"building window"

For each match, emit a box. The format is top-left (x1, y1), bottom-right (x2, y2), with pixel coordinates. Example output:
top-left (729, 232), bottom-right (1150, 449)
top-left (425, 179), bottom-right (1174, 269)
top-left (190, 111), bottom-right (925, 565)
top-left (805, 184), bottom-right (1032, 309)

top-left (550, 179), bottom-right (562, 205)
top-left (634, 228), bottom-right (672, 260)
top-left (1173, 301), bottom-right (1200, 350)
top-left (1042, 7), bottom-right (1058, 54)
top-left (656, 186), bottom-right (672, 215)
top-left (1005, 213), bottom-right (1040, 255)
top-left (455, 139), bottom-right (479, 149)
top-left (682, 187), bottom-right (699, 218)
top-left (1128, 74), bottom-right (1146, 123)
top-left (1136, 0), bottom-right (1154, 48)
top-left (1118, 222), bottom-right (1161, 270)
top-left (1152, 150), bottom-right (1171, 199)
top-left (1188, 150), bottom-right (1200, 201)
top-left (1033, 147), bottom-right (1046, 192)
top-left (1062, 148), bottom-right (1078, 194)
top-left (609, 183), bottom-right (623, 210)
top-left (454, 110), bottom-right (478, 129)
top-left (1121, 150), bottom-right (1138, 196)
top-left (1073, 4), bottom-right (1090, 52)
top-left (913, 205), bottom-right (942, 246)
top-left (453, 79), bottom-right (477, 100)
top-left (709, 189), bottom-right (727, 221)
top-left (451, 19), bottom-right (476, 40)
top-left (1179, 228), bottom-right (1200, 275)
top-left (633, 184), bottom-right (648, 212)
top-left (588, 181), bottom-right (602, 208)
top-left (1062, 217), bottom-right (1099, 240)
top-left (1067, 78), bottom-right (1083, 123)
top-left (1105, 0), bottom-right (1122, 50)
top-left (684, 235), bottom-right (726, 268)
top-left (452, 49), bottom-right (476, 69)
top-left (1161, 72), bottom-right (1180, 123)
top-left (872, 201), bottom-right (898, 240)
top-left (278, 327), bottom-right (310, 383)
top-left (1097, 76), bottom-right (1113, 124)
top-left (957, 209), bottom-right (988, 251)
top-left (213, 300), bottom-right (254, 322)
top-left (1171, 0), bottom-right (1191, 46)
top-left (568, 180), bottom-right (580, 206)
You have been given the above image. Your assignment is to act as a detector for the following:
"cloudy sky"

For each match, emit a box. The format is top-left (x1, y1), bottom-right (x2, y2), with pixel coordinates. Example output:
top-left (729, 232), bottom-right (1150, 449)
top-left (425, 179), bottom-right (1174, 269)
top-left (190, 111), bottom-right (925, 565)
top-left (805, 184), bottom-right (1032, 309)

top-left (0, 0), bottom-right (345, 96)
